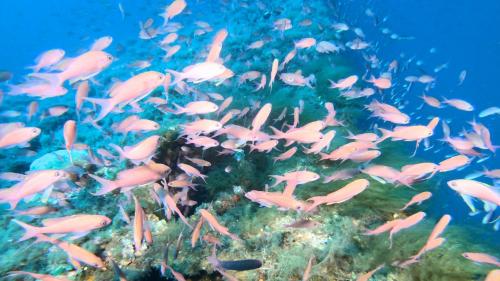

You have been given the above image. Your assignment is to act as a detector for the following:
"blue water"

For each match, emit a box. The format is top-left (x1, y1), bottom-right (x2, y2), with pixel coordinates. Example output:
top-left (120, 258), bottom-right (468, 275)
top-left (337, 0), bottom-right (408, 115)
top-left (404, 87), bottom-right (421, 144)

top-left (0, 0), bottom-right (499, 280)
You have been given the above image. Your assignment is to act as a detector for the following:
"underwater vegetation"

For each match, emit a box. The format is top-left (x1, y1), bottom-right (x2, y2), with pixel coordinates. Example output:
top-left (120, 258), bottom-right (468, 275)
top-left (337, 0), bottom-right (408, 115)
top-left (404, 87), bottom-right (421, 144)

top-left (0, 0), bottom-right (499, 280)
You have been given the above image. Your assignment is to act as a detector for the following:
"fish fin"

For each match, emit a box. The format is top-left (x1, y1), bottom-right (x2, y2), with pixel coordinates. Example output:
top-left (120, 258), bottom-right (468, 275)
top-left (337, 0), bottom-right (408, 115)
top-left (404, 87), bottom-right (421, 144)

top-left (166, 69), bottom-right (184, 86)
top-left (376, 128), bottom-right (392, 143)
top-left (269, 126), bottom-right (285, 139)
top-left (28, 72), bottom-right (63, 86)
top-left (83, 97), bottom-right (116, 122)
top-left (89, 174), bottom-right (118, 195)
top-left (12, 219), bottom-right (39, 241)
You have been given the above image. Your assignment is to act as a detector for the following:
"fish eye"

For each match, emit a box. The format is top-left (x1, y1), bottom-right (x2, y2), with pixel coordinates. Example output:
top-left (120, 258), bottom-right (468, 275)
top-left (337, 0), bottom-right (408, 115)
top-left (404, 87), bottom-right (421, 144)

top-left (107, 55), bottom-right (113, 60)
top-left (54, 171), bottom-right (60, 177)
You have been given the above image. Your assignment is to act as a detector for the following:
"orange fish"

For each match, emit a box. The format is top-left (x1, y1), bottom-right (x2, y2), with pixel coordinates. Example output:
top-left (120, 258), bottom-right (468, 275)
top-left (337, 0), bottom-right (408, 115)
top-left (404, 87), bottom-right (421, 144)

top-left (200, 209), bottom-right (240, 240)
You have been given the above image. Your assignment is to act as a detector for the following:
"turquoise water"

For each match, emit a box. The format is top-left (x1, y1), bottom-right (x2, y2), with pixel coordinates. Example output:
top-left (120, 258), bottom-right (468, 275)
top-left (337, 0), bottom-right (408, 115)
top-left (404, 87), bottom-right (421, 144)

top-left (0, 0), bottom-right (498, 280)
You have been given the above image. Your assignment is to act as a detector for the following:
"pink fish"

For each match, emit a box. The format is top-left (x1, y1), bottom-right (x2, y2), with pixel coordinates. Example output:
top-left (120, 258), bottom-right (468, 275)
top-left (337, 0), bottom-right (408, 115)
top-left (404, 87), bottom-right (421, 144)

top-left (34, 233), bottom-right (105, 268)
top-left (400, 192), bottom-right (432, 211)
top-left (178, 163), bottom-right (207, 182)
top-left (438, 155), bottom-right (470, 172)
top-left (295, 37), bottom-right (316, 49)
top-left (30, 49), bottom-right (65, 72)
top-left (13, 214), bottom-right (110, 241)
top-left (447, 179), bottom-right (500, 206)
top-left (199, 209), bottom-right (240, 240)
top-left (269, 59), bottom-right (279, 90)
top-left (186, 136), bottom-right (219, 150)
top-left (329, 75), bottom-right (358, 90)
top-left (356, 264), bottom-right (384, 281)
top-left (462, 252), bottom-right (500, 267)
top-left (245, 190), bottom-right (309, 211)
top-left (63, 120), bottom-right (77, 163)
top-left (75, 81), bottom-right (89, 118)
top-left (90, 162), bottom-right (170, 195)
top-left (442, 98), bottom-right (474, 111)
top-left (279, 48), bottom-right (297, 70)
top-left (364, 219), bottom-right (401, 236)
top-left (160, 0), bottom-right (187, 24)
top-left (0, 126), bottom-right (40, 149)
top-left (389, 212), bottom-right (426, 248)
top-left (251, 103), bottom-right (272, 133)
top-left (273, 147), bottom-right (297, 162)
top-left (182, 119), bottom-right (222, 135)
top-left (307, 179), bottom-right (369, 211)
top-left (280, 71), bottom-right (315, 88)
top-left (173, 101), bottom-right (218, 115)
top-left (250, 139), bottom-right (279, 153)
top-left (133, 195), bottom-right (145, 252)
top-left (86, 71), bottom-right (165, 121)
top-left (90, 36), bottom-right (113, 51)
top-left (31, 50), bottom-right (112, 86)
top-left (110, 135), bottom-right (160, 165)
top-left (0, 170), bottom-right (68, 209)
top-left (421, 94), bottom-right (441, 108)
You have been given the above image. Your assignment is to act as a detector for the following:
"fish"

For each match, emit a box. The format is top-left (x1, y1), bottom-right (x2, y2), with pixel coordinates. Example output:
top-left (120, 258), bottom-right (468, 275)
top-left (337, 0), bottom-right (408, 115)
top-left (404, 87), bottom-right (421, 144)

top-left (479, 106), bottom-right (500, 118)
top-left (356, 264), bottom-right (384, 281)
top-left (302, 256), bottom-right (315, 281)
top-left (462, 252), bottom-right (500, 267)
top-left (6, 271), bottom-right (71, 281)
top-left (442, 98), bottom-right (474, 111)
top-left (245, 190), bottom-right (309, 211)
top-left (133, 195), bottom-right (145, 253)
top-left (447, 179), bottom-right (500, 206)
top-left (329, 75), bottom-right (358, 90)
top-left (168, 62), bottom-right (232, 85)
top-left (269, 59), bottom-right (279, 90)
top-left (173, 101), bottom-right (219, 115)
top-left (199, 209), bottom-right (240, 240)
top-left (0, 170), bottom-right (69, 209)
top-left (63, 120), bottom-right (77, 163)
top-left (110, 135), bottom-right (160, 165)
top-left (400, 192), bottom-right (432, 210)
top-left (307, 179), bottom-right (369, 211)
top-left (30, 50), bottom-right (113, 86)
top-left (13, 214), bottom-right (111, 241)
top-left (85, 71), bottom-right (165, 121)
top-left (90, 36), bottom-right (113, 51)
top-left (29, 49), bottom-right (65, 72)
top-left (389, 212), bottom-right (426, 248)
top-left (90, 162), bottom-right (170, 195)
top-left (34, 233), bottom-right (105, 268)
top-left (160, 0), bottom-right (187, 25)
top-left (273, 147), bottom-right (297, 163)
top-left (0, 127), bottom-right (41, 149)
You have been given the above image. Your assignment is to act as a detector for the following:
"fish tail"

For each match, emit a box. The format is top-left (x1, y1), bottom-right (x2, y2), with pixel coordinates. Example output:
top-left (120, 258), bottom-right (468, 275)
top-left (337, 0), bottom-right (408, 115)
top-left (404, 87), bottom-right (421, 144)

top-left (269, 126), bottom-right (285, 139)
top-left (29, 72), bottom-right (63, 86)
top-left (269, 175), bottom-right (285, 187)
top-left (84, 97), bottom-right (116, 122)
top-left (12, 219), bottom-right (39, 241)
top-left (376, 128), bottom-right (392, 143)
top-left (166, 69), bottom-right (183, 86)
top-left (88, 174), bottom-right (119, 195)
